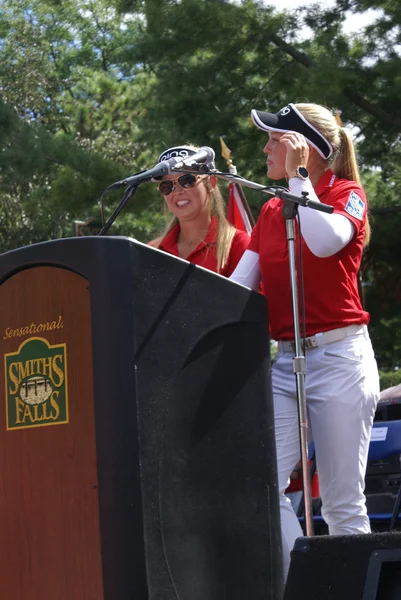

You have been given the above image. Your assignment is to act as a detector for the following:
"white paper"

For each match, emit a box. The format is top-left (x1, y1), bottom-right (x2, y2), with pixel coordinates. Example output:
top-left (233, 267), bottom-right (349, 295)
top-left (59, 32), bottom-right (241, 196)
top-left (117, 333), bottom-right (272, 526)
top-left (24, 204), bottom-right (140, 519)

top-left (370, 427), bottom-right (388, 442)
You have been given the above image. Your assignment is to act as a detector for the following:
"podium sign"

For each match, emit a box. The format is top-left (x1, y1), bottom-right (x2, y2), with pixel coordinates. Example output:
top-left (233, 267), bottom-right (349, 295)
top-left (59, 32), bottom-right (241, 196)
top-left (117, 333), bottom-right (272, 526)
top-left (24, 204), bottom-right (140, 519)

top-left (0, 265), bottom-right (104, 599)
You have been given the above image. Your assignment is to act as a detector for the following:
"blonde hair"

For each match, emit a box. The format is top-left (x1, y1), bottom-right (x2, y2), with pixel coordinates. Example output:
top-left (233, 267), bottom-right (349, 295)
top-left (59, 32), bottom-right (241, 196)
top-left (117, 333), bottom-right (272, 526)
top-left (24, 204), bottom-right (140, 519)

top-left (295, 103), bottom-right (370, 246)
top-left (153, 153), bottom-right (236, 273)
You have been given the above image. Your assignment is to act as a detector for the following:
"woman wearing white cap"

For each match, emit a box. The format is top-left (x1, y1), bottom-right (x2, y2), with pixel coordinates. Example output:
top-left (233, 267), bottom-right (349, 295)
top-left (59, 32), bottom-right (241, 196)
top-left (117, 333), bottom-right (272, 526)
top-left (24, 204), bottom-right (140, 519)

top-left (151, 145), bottom-right (250, 276)
top-left (230, 103), bottom-right (380, 578)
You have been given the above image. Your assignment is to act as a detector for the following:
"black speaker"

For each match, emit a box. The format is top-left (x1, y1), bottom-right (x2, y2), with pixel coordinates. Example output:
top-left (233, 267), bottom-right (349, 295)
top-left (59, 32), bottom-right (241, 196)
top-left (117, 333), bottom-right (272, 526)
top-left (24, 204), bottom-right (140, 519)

top-left (284, 533), bottom-right (401, 600)
top-left (365, 431), bottom-right (401, 517)
top-left (375, 398), bottom-right (401, 422)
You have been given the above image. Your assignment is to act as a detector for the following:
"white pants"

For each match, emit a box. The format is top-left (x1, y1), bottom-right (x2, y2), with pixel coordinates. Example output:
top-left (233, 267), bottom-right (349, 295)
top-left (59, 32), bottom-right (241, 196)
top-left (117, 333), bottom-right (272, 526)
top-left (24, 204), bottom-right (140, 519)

top-left (272, 328), bottom-right (380, 578)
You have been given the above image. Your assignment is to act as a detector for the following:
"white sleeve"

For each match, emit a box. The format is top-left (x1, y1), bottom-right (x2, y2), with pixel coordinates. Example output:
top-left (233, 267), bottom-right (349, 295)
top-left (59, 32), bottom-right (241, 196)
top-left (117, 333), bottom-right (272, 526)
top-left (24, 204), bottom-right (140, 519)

top-left (289, 177), bottom-right (356, 258)
top-left (229, 249), bottom-right (261, 290)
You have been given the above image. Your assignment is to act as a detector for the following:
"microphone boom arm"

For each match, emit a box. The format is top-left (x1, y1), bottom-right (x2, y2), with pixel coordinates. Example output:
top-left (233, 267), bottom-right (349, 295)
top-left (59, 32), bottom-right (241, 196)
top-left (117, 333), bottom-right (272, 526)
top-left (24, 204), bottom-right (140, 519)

top-left (97, 165), bottom-right (333, 237)
top-left (206, 170), bottom-right (334, 214)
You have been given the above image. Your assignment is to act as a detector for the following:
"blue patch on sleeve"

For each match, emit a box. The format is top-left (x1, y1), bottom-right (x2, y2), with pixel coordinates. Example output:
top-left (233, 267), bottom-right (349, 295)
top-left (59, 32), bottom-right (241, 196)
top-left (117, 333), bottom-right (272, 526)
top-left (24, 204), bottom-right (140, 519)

top-left (345, 191), bottom-right (365, 220)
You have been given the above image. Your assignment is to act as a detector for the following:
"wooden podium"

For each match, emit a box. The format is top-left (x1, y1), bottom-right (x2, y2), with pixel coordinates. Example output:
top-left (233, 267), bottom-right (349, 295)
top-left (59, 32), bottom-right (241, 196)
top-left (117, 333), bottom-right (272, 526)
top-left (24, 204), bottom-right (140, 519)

top-left (0, 236), bottom-right (282, 600)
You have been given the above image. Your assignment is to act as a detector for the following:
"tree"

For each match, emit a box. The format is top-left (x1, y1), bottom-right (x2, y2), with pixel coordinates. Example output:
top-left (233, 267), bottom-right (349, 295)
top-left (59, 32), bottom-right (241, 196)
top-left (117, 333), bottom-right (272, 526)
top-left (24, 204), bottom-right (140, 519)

top-left (1, 0), bottom-right (401, 372)
top-left (0, 0), bottom-right (165, 245)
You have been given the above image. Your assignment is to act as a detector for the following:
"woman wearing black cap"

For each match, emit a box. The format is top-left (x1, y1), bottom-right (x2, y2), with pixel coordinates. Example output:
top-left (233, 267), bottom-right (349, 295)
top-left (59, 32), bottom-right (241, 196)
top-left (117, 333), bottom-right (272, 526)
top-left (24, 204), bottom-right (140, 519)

top-left (151, 145), bottom-right (250, 276)
top-left (230, 103), bottom-right (379, 578)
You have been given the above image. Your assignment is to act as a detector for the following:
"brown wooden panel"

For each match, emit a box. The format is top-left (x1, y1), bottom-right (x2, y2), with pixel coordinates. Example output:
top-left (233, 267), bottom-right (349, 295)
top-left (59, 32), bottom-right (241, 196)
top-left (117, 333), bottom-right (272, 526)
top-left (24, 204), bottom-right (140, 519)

top-left (0, 266), bottom-right (104, 600)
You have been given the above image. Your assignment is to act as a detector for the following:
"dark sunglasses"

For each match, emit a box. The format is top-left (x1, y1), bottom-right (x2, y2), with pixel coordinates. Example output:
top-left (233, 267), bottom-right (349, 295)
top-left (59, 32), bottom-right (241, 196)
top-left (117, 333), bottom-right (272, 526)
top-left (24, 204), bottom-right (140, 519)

top-left (157, 173), bottom-right (200, 196)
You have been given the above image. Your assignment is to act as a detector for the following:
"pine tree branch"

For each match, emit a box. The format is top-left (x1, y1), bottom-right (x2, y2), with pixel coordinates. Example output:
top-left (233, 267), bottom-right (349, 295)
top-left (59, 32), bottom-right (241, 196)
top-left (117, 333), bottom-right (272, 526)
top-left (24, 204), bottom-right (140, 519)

top-left (269, 33), bottom-right (317, 68)
top-left (343, 86), bottom-right (401, 131)
top-left (269, 34), bottom-right (401, 131)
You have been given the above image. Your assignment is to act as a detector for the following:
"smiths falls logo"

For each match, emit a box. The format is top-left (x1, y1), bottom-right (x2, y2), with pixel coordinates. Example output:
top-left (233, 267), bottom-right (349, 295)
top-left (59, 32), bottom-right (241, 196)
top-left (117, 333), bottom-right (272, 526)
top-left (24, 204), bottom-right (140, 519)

top-left (5, 337), bottom-right (68, 430)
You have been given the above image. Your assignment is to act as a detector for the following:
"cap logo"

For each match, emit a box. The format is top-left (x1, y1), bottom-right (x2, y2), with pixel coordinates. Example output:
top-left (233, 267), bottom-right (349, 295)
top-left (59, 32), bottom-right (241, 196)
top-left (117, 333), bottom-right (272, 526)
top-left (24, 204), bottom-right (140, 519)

top-left (280, 106), bottom-right (291, 116)
top-left (157, 146), bottom-right (215, 172)
top-left (158, 148), bottom-right (195, 163)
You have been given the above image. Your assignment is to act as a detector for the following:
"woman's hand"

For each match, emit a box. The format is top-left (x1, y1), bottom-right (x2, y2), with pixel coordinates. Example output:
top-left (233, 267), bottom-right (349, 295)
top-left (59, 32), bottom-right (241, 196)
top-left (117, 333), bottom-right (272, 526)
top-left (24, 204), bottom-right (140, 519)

top-left (280, 131), bottom-right (309, 179)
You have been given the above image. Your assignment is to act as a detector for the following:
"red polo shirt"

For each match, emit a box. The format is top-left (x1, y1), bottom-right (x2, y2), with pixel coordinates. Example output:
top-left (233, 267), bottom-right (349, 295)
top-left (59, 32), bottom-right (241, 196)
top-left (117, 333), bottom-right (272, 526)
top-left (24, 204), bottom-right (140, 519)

top-left (248, 169), bottom-right (370, 340)
top-left (158, 217), bottom-right (250, 277)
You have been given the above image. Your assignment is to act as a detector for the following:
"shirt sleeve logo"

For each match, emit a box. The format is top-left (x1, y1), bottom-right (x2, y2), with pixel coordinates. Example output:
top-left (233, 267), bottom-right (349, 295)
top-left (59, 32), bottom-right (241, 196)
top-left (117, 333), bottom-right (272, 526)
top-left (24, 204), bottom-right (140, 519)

top-left (345, 190), bottom-right (365, 220)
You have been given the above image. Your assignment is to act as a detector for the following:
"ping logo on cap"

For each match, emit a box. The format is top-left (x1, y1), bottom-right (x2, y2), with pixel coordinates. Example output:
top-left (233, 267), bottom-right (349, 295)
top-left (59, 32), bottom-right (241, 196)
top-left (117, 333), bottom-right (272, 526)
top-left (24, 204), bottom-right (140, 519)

top-left (158, 147), bottom-right (195, 163)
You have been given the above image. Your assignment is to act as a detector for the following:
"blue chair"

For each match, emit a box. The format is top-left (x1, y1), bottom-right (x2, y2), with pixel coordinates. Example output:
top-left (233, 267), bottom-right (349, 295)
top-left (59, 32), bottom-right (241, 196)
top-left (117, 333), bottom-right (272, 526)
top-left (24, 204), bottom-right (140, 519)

top-left (297, 421), bottom-right (401, 534)
top-left (367, 419), bottom-right (401, 530)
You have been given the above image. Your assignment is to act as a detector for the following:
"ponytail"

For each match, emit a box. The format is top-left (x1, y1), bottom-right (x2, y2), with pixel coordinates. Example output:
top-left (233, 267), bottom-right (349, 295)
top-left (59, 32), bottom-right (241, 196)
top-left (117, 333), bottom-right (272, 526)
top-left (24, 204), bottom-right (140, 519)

top-left (295, 103), bottom-right (371, 247)
top-left (331, 128), bottom-right (370, 245)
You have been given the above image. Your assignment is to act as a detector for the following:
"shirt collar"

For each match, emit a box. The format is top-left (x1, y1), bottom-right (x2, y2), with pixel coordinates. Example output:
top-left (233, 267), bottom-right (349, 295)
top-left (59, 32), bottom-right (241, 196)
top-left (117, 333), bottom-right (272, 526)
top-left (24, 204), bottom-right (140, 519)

top-left (159, 216), bottom-right (217, 256)
top-left (159, 222), bottom-right (180, 255)
top-left (314, 168), bottom-right (337, 197)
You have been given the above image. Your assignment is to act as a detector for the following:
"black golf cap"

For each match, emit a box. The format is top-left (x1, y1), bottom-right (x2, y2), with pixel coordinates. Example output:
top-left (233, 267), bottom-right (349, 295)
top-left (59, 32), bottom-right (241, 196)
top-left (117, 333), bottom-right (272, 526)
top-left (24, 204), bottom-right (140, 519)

top-left (251, 103), bottom-right (333, 160)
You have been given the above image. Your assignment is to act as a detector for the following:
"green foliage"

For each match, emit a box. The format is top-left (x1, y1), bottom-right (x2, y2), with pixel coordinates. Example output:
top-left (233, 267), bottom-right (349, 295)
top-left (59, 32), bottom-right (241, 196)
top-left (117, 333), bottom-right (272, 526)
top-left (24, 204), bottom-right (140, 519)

top-left (360, 168), bottom-right (401, 370)
top-left (1, 0), bottom-right (401, 368)
top-left (379, 368), bottom-right (401, 391)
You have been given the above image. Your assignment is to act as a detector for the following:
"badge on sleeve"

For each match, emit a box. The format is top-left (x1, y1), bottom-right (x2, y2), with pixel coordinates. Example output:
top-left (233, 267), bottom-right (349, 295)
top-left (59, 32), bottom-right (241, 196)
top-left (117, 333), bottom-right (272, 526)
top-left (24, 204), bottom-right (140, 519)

top-left (345, 191), bottom-right (365, 220)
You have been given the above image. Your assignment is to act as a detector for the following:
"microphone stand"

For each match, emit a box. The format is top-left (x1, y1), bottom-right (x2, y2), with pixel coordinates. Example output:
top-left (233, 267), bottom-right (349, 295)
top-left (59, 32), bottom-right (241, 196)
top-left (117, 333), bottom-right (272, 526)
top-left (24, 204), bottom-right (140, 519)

top-left (98, 158), bottom-right (183, 236)
top-left (281, 198), bottom-right (313, 536)
top-left (97, 164), bottom-right (210, 236)
top-left (98, 183), bottom-right (139, 236)
top-left (208, 169), bottom-right (333, 537)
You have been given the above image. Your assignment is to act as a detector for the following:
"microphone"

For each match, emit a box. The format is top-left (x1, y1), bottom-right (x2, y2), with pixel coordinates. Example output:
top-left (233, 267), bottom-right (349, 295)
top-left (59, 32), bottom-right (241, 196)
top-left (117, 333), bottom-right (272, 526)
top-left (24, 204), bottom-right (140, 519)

top-left (107, 156), bottom-right (181, 190)
top-left (171, 146), bottom-right (215, 170)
